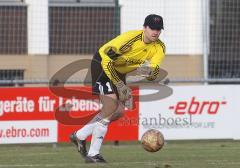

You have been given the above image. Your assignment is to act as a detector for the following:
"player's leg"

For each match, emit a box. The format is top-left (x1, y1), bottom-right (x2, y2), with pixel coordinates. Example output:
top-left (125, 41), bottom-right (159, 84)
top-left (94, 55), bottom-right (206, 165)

top-left (86, 93), bottom-right (119, 163)
top-left (71, 94), bottom-right (124, 162)
top-left (108, 101), bottom-right (125, 121)
top-left (71, 52), bottom-right (126, 163)
top-left (69, 132), bottom-right (87, 158)
top-left (69, 112), bottom-right (102, 157)
top-left (75, 113), bottom-right (102, 140)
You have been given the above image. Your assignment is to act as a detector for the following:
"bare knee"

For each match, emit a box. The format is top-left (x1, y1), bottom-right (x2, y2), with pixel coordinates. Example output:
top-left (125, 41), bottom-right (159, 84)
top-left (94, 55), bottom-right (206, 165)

top-left (100, 97), bottom-right (118, 119)
top-left (109, 102), bottom-right (125, 121)
top-left (102, 102), bottom-right (117, 111)
top-left (99, 95), bottom-right (125, 121)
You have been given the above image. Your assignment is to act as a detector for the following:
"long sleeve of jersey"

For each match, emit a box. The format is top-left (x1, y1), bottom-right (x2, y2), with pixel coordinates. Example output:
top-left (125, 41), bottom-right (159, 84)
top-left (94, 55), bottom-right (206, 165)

top-left (148, 40), bottom-right (166, 79)
top-left (98, 31), bottom-right (140, 85)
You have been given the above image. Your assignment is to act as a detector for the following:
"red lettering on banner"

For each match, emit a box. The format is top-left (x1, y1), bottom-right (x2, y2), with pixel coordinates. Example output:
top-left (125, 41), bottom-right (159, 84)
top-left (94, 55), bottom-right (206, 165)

top-left (174, 101), bottom-right (187, 114)
top-left (171, 97), bottom-right (226, 115)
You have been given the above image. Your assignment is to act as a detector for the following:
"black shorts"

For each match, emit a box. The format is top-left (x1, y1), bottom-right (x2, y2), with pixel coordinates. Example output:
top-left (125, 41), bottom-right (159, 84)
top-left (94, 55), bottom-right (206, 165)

top-left (91, 52), bottom-right (126, 96)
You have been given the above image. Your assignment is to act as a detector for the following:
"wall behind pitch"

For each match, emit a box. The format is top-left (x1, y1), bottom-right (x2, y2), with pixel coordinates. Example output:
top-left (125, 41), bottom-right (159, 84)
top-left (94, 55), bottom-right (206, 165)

top-left (119, 0), bottom-right (204, 55)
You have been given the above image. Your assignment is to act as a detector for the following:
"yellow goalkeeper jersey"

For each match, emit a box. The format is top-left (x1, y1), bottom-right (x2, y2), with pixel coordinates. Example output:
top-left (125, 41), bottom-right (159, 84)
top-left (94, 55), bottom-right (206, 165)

top-left (98, 30), bottom-right (165, 85)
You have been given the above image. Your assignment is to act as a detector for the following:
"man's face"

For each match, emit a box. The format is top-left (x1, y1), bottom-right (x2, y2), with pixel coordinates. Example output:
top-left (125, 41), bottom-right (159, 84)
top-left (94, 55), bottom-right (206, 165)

top-left (144, 26), bottom-right (161, 43)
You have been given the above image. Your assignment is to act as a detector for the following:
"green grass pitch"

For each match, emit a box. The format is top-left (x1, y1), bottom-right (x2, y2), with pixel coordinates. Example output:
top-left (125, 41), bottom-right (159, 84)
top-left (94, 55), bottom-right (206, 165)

top-left (0, 140), bottom-right (240, 168)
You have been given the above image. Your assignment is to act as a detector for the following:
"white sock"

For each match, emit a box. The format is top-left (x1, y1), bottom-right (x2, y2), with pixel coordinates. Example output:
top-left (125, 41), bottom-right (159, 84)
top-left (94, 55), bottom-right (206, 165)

top-left (88, 119), bottom-right (110, 156)
top-left (76, 113), bottom-right (102, 140)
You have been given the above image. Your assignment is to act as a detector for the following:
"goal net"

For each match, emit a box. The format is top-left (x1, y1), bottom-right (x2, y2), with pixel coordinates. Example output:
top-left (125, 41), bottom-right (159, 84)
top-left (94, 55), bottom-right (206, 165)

top-left (208, 0), bottom-right (240, 82)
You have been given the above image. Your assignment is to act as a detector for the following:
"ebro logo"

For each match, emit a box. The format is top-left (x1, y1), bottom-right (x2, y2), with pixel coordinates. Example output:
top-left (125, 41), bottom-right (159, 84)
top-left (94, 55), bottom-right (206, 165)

top-left (169, 97), bottom-right (227, 115)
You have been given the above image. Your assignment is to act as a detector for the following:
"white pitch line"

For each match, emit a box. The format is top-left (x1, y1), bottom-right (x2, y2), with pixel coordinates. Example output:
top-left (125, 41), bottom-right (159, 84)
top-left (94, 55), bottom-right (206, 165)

top-left (208, 162), bottom-right (240, 165)
top-left (0, 161), bottom-right (186, 168)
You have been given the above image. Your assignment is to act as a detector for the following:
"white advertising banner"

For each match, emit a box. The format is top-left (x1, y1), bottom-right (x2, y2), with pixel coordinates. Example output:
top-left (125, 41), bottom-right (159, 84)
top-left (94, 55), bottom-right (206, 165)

top-left (0, 120), bottom-right (57, 144)
top-left (232, 86), bottom-right (240, 140)
top-left (139, 85), bottom-right (236, 140)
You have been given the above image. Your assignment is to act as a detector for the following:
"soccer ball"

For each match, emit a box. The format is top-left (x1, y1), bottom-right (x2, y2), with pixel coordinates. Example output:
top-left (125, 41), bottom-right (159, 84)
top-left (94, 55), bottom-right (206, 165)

top-left (141, 129), bottom-right (164, 152)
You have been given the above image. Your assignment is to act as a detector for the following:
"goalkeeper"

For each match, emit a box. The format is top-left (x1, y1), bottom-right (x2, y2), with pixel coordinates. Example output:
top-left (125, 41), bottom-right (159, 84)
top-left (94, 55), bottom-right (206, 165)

top-left (70, 14), bottom-right (166, 163)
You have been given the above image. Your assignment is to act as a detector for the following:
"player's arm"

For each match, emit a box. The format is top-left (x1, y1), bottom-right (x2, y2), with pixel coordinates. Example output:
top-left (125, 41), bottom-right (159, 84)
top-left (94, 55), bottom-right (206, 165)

top-left (99, 34), bottom-right (126, 85)
top-left (99, 46), bottom-right (122, 85)
top-left (146, 42), bottom-right (165, 81)
top-left (99, 33), bottom-right (134, 101)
